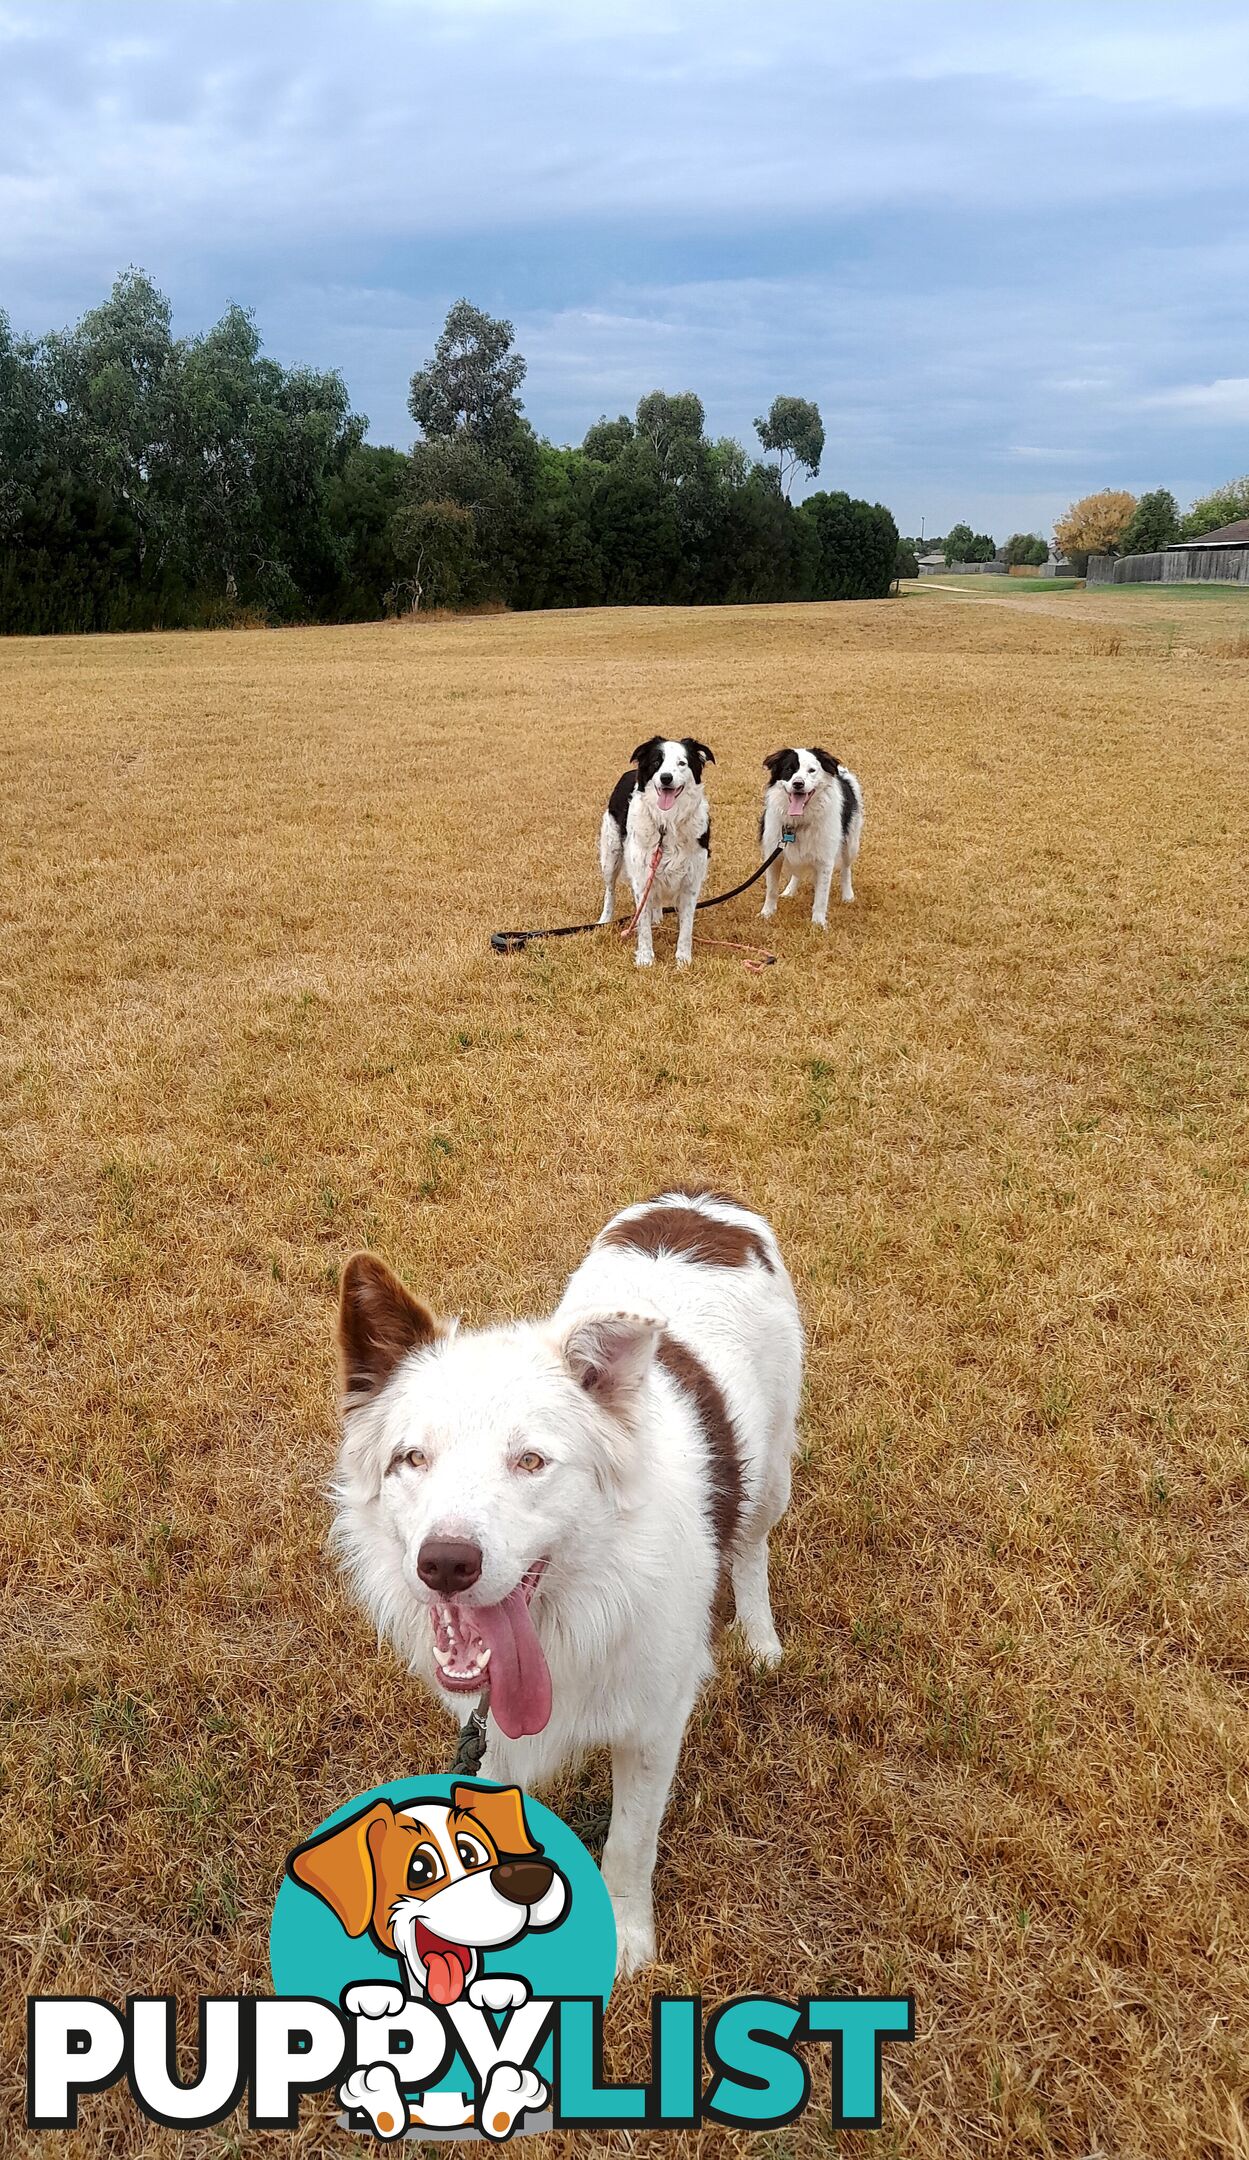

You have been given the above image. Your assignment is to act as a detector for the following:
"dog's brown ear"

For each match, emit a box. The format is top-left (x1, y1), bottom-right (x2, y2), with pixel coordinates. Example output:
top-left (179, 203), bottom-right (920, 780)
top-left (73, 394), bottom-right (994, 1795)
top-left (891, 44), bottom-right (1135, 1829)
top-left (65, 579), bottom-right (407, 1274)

top-left (288, 1799), bottom-right (393, 1936)
top-left (762, 749), bottom-right (791, 779)
top-left (339, 1254), bottom-right (442, 1401)
top-left (452, 1784), bottom-right (541, 1859)
top-left (811, 747), bottom-right (842, 774)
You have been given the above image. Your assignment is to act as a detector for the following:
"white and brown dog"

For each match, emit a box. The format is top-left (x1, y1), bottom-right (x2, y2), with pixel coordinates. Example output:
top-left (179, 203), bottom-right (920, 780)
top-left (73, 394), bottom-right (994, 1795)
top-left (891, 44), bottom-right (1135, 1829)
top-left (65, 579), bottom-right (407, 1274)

top-left (759, 746), bottom-right (864, 925)
top-left (597, 735), bottom-right (715, 966)
top-left (289, 1782), bottom-right (565, 2138)
top-left (331, 1187), bottom-right (802, 1977)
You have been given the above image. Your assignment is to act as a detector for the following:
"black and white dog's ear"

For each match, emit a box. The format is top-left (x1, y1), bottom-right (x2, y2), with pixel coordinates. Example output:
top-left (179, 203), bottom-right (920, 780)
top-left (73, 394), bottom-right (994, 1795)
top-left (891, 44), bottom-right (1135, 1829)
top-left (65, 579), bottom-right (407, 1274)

top-left (762, 749), bottom-right (792, 780)
top-left (682, 737), bottom-right (715, 773)
top-left (811, 747), bottom-right (842, 774)
top-left (630, 735), bottom-right (664, 765)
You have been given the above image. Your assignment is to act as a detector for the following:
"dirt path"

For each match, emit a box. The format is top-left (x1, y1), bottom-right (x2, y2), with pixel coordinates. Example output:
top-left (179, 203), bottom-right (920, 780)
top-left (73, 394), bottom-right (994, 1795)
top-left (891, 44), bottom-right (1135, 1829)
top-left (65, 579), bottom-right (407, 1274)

top-left (911, 580), bottom-right (1090, 620)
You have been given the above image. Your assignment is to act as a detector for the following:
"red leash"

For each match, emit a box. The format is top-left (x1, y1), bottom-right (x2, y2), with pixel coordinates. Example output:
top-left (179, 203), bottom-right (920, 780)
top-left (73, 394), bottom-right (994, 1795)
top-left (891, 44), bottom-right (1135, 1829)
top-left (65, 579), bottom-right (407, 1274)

top-left (620, 842), bottom-right (665, 939)
top-left (620, 844), bottom-right (777, 968)
top-left (693, 932), bottom-right (776, 972)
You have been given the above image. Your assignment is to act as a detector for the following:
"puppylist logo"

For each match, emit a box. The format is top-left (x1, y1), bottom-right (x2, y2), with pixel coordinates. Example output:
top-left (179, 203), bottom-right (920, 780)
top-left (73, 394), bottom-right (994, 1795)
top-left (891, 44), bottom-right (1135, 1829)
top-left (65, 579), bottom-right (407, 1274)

top-left (27, 1777), bottom-right (913, 2140)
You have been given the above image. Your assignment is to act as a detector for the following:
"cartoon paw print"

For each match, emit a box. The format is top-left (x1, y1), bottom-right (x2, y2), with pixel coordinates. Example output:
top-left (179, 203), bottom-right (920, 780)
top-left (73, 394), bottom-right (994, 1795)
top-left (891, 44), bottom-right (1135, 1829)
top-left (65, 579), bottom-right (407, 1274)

top-left (467, 1974), bottom-right (531, 2012)
top-left (339, 2062), bottom-right (408, 2140)
top-left (342, 1981), bottom-right (407, 2021)
top-left (480, 2062), bottom-right (548, 2142)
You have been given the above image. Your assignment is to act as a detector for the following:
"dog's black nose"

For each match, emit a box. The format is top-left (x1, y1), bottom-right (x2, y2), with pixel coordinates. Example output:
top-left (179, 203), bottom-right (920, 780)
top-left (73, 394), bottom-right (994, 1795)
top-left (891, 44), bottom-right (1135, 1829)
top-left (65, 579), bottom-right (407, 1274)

top-left (791, 780), bottom-right (806, 793)
top-left (417, 1537), bottom-right (482, 1597)
top-left (492, 1859), bottom-right (555, 1905)
top-left (659, 771), bottom-right (673, 787)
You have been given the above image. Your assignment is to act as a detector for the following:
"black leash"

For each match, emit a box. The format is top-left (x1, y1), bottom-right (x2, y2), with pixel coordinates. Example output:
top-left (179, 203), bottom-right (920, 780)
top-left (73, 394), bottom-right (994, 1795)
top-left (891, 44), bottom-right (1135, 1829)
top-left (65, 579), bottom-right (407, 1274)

top-left (490, 845), bottom-right (785, 953)
top-left (448, 1695), bottom-right (490, 1777)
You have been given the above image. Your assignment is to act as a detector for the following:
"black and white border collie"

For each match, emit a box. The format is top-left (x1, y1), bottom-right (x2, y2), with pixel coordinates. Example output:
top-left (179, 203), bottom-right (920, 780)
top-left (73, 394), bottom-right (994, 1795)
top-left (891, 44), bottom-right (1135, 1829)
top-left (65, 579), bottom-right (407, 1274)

top-left (598, 736), bottom-right (715, 967)
top-left (760, 747), bottom-right (864, 926)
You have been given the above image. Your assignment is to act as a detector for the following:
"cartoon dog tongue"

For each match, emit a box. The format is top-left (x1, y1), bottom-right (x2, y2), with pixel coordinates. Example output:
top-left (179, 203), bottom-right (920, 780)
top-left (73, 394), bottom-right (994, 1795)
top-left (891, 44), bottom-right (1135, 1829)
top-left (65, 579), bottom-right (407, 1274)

top-left (417, 1927), bottom-right (472, 2006)
top-left (475, 1583), bottom-right (552, 1739)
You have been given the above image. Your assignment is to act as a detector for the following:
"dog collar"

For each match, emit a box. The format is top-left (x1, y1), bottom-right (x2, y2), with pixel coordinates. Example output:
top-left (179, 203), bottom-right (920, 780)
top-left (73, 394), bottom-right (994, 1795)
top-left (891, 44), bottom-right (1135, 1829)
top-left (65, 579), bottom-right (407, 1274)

top-left (781, 824), bottom-right (798, 844)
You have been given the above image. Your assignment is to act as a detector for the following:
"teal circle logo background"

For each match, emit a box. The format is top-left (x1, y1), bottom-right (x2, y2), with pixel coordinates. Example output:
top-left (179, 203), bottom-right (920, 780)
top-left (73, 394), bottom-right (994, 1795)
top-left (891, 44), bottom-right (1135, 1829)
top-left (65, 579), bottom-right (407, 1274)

top-left (270, 1778), bottom-right (615, 2084)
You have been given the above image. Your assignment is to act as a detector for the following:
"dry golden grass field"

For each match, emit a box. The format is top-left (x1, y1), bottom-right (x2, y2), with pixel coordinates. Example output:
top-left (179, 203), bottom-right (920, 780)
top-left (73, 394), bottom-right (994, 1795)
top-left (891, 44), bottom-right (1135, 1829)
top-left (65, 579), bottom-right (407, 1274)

top-left (4, 584), bottom-right (1249, 2160)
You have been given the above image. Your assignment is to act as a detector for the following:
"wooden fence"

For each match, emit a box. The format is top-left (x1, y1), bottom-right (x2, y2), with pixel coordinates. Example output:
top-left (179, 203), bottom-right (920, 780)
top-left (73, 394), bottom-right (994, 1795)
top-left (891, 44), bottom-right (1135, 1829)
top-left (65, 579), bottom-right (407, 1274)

top-left (1088, 549), bottom-right (1249, 586)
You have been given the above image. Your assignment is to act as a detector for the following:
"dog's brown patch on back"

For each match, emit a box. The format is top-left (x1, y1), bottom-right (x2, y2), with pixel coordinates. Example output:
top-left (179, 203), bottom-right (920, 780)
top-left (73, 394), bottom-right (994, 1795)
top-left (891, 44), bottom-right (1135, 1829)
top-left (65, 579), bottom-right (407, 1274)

top-left (669, 1180), bottom-right (758, 1212)
top-left (656, 1333), bottom-right (744, 1616)
top-left (600, 1202), bottom-right (774, 1273)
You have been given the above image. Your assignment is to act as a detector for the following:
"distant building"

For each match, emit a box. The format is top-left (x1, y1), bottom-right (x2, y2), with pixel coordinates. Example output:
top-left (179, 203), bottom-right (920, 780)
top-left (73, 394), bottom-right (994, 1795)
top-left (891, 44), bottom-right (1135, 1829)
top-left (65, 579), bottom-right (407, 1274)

top-left (1169, 518), bottom-right (1249, 550)
top-left (916, 552), bottom-right (1006, 576)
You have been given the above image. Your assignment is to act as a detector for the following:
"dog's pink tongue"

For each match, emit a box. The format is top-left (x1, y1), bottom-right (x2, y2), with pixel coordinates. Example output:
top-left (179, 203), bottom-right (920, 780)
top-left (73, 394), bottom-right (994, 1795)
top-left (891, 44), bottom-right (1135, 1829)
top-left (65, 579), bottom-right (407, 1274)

top-left (786, 791), bottom-right (807, 817)
top-left (425, 1951), bottom-right (466, 2006)
top-left (656, 786), bottom-right (679, 810)
top-left (475, 1585), bottom-right (552, 1739)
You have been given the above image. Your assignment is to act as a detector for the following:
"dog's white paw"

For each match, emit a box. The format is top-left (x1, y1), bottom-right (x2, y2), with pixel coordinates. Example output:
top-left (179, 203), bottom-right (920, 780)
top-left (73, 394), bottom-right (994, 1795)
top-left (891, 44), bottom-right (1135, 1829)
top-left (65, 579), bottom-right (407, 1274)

top-left (812, 915), bottom-right (828, 929)
top-left (675, 951), bottom-right (692, 968)
top-left (635, 950), bottom-right (653, 967)
top-left (479, 2063), bottom-right (548, 2140)
top-left (339, 2062), bottom-right (408, 2139)
top-left (781, 878), bottom-right (798, 899)
top-left (611, 1904), bottom-right (655, 1977)
top-left (343, 1980), bottom-right (407, 2021)
top-left (760, 903), bottom-right (776, 920)
top-left (468, 1973), bottom-right (531, 2012)
top-left (747, 1627), bottom-right (783, 1668)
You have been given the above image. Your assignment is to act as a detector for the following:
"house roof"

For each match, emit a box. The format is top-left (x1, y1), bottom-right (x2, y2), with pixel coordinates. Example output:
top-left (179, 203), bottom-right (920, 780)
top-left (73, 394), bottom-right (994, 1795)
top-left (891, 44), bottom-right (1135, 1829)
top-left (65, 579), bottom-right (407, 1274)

top-left (1172, 518), bottom-right (1249, 547)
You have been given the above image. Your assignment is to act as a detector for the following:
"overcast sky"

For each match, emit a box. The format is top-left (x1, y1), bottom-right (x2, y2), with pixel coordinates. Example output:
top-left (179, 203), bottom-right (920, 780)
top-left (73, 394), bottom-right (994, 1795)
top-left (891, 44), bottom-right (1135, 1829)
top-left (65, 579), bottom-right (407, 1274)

top-left (2, 0), bottom-right (1247, 539)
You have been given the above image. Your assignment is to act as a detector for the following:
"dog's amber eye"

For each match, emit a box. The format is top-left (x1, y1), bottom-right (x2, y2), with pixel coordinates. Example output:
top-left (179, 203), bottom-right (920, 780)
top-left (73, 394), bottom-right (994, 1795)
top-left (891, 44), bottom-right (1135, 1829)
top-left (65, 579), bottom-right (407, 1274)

top-left (516, 1450), bottom-right (546, 1474)
top-left (407, 1843), bottom-right (443, 1891)
top-left (400, 1448), bottom-right (427, 1472)
top-left (455, 1833), bottom-right (489, 1868)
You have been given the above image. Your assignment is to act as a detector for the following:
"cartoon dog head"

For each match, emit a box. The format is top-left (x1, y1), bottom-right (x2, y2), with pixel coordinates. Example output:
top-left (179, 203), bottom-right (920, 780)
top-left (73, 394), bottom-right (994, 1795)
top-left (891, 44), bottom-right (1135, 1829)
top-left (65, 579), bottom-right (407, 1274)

top-left (288, 1784), bottom-right (569, 2005)
top-left (631, 735), bottom-right (715, 812)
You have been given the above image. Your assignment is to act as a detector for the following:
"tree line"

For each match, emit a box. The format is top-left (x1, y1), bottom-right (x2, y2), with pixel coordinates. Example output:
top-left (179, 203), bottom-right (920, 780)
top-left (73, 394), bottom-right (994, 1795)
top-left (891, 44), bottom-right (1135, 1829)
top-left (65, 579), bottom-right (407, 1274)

top-left (0, 272), bottom-right (900, 634)
top-left (894, 473), bottom-right (1249, 583)
top-left (1051, 483), bottom-right (1249, 575)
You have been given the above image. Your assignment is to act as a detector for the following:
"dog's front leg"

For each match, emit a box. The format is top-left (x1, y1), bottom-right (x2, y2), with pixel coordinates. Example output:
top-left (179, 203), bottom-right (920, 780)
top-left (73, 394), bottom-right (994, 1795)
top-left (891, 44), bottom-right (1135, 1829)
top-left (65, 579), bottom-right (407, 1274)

top-left (601, 1721), bottom-right (685, 1974)
top-left (598, 877), bottom-right (616, 926)
top-left (674, 883), bottom-right (698, 967)
top-left (811, 861), bottom-right (834, 928)
top-left (632, 884), bottom-right (656, 967)
top-left (760, 852), bottom-right (783, 919)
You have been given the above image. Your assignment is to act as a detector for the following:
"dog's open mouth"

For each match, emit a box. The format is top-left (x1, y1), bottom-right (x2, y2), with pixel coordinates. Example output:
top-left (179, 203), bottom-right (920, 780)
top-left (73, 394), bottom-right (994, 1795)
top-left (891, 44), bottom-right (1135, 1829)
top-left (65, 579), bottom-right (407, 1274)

top-left (414, 1920), bottom-right (473, 2007)
top-left (654, 784), bottom-right (684, 811)
top-left (786, 789), bottom-right (808, 818)
top-left (430, 1561), bottom-right (551, 1739)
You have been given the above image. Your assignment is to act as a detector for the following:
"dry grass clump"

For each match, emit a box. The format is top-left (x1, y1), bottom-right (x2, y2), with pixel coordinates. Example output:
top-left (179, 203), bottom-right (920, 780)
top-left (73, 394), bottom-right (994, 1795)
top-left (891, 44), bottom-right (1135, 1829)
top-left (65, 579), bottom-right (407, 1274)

top-left (3, 588), bottom-right (1248, 2157)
